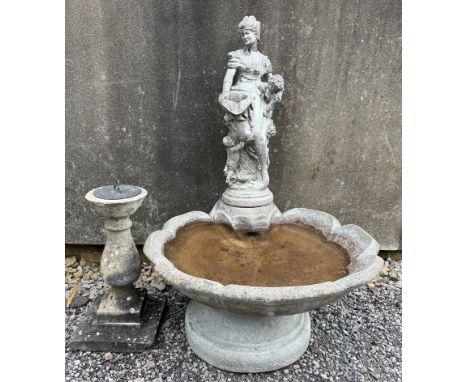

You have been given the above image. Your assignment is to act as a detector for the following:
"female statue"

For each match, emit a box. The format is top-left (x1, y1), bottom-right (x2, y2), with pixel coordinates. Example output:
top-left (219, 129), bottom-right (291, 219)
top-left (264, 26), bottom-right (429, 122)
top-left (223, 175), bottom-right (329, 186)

top-left (219, 16), bottom-right (284, 190)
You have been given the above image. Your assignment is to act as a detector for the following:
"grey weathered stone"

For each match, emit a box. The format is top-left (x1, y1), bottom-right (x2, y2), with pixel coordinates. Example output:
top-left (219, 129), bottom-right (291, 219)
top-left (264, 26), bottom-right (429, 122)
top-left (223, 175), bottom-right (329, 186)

top-left (69, 292), bottom-right (166, 353)
top-left (217, 15), bottom-right (283, 193)
top-left (185, 300), bottom-right (311, 373)
top-left (85, 187), bottom-right (146, 289)
top-left (208, 16), bottom-right (296, 233)
top-left (210, 198), bottom-right (282, 231)
top-left (143, 209), bottom-right (383, 371)
top-left (70, 186), bottom-right (166, 352)
top-left (144, 210), bottom-right (382, 316)
top-left (66, 0), bottom-right (401, 249)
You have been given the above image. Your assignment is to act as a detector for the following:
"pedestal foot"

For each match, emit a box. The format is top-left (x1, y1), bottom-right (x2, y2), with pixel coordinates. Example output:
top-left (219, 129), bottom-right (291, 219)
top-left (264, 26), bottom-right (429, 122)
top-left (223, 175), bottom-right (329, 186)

top-left (69, 291), bottom-right (166, 352)
top-left (185, 300), bottom-right (311, 373)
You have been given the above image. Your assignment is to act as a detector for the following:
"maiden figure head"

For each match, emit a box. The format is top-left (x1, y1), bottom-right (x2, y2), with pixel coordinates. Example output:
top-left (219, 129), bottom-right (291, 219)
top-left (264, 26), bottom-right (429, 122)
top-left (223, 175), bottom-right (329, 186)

top-left (238, 16), bottom-right (261, 48)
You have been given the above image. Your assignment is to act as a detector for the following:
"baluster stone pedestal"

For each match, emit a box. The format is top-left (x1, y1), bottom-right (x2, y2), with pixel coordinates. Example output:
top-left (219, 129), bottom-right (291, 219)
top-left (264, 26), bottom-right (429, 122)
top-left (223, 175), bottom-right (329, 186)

top-left (69, 185), bottom-right (166, 352)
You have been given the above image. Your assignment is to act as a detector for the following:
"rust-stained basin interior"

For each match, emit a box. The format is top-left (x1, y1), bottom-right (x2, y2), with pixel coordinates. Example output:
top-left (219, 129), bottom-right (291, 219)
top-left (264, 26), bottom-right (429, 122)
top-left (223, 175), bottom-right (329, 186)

top-left (164, 222), bottom-right (351, 287)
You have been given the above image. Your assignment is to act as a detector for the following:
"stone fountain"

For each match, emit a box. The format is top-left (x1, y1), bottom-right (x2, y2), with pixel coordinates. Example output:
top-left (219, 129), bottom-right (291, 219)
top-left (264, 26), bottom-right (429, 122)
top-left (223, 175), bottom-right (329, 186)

top-left (144, 16), bottom-right (383, 372)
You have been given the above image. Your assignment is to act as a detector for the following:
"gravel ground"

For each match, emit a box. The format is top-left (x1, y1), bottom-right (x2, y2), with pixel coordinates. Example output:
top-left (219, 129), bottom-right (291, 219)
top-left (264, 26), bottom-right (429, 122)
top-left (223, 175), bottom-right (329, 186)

top-left (65, 258), bottom-right (401, 382)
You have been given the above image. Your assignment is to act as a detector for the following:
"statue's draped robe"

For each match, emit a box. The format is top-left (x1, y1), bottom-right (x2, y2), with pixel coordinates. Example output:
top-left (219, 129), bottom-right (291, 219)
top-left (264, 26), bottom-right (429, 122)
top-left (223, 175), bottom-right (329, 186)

top-left (223, 49), bottom-right (273, 188)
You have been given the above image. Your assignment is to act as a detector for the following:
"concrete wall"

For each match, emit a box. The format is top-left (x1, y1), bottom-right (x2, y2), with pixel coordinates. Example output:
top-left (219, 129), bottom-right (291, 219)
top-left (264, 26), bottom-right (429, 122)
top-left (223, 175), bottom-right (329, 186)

top-left (66, 0), bottom-right (401, 249)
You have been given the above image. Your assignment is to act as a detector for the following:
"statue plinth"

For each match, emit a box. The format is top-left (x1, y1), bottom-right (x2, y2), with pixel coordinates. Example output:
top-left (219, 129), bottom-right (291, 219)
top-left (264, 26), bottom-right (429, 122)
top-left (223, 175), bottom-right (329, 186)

top-left (222, 187), bottom-right (273, 207)
top-left (211, 187), bottom-right (281, 231)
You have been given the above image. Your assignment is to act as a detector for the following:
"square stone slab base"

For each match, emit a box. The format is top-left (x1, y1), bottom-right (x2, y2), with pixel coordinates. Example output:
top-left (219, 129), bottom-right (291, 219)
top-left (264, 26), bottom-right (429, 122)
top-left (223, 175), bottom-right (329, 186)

top-left (69, 293), bottom-right (166, 352)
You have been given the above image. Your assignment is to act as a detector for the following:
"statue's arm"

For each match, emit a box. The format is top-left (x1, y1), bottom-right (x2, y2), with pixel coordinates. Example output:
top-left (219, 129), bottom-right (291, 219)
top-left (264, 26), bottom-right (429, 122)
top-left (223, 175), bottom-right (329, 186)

top-left (221, 68), bottom-right (236, 98)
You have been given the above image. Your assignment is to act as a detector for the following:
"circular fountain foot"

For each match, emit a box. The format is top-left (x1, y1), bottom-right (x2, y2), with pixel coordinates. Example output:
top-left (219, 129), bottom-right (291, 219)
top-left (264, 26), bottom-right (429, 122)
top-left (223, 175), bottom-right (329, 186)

top-left (185, 300), bottom-right (311, 373)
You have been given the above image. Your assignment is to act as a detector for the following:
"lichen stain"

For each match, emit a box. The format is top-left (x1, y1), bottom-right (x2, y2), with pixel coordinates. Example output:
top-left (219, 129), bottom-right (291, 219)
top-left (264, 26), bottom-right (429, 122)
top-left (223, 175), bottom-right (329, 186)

top-left (311, 164), bottom-right (320, 179)
top-left (326, 148), bottom-right (337, 164)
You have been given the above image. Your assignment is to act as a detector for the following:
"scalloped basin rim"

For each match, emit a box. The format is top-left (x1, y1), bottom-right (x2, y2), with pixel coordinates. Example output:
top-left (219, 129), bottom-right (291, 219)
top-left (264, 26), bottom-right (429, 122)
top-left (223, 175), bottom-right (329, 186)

top-left (143, 208), bottom-right (382, 305)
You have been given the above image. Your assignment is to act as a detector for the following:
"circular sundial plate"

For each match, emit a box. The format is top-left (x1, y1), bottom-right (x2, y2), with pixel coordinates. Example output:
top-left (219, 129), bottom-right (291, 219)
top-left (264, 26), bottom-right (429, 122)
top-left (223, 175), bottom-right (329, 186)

top-left (93, 185), bottom-right (141, 200)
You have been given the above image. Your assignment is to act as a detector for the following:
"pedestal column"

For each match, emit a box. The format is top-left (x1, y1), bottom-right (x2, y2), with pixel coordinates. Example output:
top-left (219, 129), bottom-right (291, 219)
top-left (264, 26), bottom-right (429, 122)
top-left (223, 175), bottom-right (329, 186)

top-left (69, 185), bottom-right (165, 352)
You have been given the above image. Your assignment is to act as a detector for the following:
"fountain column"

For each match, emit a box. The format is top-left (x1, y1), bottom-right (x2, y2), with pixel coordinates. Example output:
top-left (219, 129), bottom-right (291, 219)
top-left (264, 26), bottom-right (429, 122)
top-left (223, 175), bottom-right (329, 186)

top-left (210, 15), bottom-right (284, 231)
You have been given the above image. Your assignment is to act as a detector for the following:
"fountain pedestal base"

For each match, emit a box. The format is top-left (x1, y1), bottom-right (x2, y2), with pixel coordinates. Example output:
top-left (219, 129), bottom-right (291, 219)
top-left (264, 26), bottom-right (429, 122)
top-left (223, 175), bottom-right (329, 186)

top-left (210, 199), bottom-right (282, 231)
top-left (185, 300), bottom-right (311, 373)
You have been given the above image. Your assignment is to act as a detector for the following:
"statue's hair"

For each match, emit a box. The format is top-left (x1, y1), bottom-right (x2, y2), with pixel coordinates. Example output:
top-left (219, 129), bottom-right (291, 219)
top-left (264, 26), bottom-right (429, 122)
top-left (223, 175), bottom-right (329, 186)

top-left (238, 16), bottom-right (261, 39)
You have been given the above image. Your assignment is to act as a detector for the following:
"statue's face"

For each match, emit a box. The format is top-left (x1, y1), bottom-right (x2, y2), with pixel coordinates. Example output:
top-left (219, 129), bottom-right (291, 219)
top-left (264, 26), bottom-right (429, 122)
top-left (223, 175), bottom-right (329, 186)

top-left (240, 28), bottom-right (257, 46)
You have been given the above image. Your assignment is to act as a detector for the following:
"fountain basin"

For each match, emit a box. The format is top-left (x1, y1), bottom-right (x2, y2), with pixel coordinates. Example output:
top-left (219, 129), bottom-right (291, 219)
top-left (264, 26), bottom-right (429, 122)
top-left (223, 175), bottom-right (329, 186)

top-left (143, 208), bottom-right (382, 372)
top-left (144, 209), bottom-right (382, 316)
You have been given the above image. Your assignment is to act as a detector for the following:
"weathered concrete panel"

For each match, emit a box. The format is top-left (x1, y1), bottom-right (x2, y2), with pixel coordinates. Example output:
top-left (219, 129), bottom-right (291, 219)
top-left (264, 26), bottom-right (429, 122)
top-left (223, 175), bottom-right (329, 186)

top-left (66, 0), bottom-right (401, 249)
